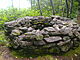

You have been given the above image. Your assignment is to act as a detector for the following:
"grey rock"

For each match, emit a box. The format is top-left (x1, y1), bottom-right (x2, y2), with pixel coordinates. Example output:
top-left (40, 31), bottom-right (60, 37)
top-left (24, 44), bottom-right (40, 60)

top-left (44, 37), bottom-right (62, 43)
top-left (28, 27), bottom-right (34, 32)
top-left (57, 40), bottom-right (70, 46)
top-left (20, 41), bottom-right (32, 46)
top-left (11, 29), bottom-right (22, 36)
top-left (78, 27), bottom-right (80, 32)
top-left (19, 27), bottom-right (28, 30)
top-left (43, 27), bottom-right (56, 32)
top-left (34, 40), bottom-right (46, 46)
top-left (60, 27), bottom-right (72, 34)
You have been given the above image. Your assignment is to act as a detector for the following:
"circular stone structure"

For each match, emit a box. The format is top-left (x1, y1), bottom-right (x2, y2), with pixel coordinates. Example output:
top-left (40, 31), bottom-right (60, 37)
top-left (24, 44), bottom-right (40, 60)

top-left (4, 16), bottom-right (80, 53)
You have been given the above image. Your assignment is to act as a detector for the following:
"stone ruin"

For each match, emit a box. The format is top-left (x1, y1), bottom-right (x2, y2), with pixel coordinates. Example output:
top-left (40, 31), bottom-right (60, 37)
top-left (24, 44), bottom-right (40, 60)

top-left (4, 16), bottom-right (80, 53)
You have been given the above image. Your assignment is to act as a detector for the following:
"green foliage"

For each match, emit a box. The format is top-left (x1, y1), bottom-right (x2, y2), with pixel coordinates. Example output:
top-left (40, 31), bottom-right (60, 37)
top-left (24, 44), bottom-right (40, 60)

top-left (0, 7), bottom-right (40, 30)
top-left (0, 31), bottom-right (7, 45)
top-left (64, 45), bottom-right (80, 56)
top-left (31, 0), bottom-right (78, 18)
top-left (0, 7), bottom-right (52, 30)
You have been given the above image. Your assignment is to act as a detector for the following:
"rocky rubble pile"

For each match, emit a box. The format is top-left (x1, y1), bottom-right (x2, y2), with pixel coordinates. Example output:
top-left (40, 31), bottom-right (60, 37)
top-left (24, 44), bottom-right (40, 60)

top-left (4, 16), bottom-right (80, 53)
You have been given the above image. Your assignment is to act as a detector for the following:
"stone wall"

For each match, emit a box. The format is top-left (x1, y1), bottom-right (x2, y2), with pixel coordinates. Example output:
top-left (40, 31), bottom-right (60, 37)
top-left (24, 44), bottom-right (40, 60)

top-left (4, 16), bottom-right (80, 53)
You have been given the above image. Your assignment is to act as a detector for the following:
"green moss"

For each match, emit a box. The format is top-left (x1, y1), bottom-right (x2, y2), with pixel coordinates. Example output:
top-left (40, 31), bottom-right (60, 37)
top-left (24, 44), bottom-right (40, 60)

top-left (44, 23), bottom-right (49, 25)
top-left (37, 55), bottom-right (56, 60)
top-left (63, 46), bottom-right (80, 56)
top-left (49, 48), bottom-right (59, 53)
top-left (12, 30), bottom-right (21, 36)
top-left (0, 31), bottom-right (7, 45)
top-left (35, 35), bottom-right (43, 40)
top-left (11, 44), bottom-right (80, 58)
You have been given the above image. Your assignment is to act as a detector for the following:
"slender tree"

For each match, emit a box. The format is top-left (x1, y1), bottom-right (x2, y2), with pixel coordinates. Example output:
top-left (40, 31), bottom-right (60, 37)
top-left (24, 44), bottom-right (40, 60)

top-left (69, 0), bottom-right (73, 18)
top-left (60, 0), bottom-right (65, 17)
top-left (19, 0), bottom-right (20, 10)
top-left (50, 0), bottom-right (55, 15)
top-left (65, 0), bottom-right (69, 17)
top-left (61, 0), bottom-right (65, 17)
top-left (11, 0), bottom-right (13, 7)
top-left (58, 0), bottom-right (60, 14)
top-left (33, 0), bottom-right (36, 6)
top-left (31, 0), bottom-right (33, 9)
top-left (77, 0), bottom-right (80, 23)
top-left (34, 0), bottom-right (36, 5)
top-left (37, 0), bottom-right (42, 16)
top-left (62, 7), bottom-right (65, 17)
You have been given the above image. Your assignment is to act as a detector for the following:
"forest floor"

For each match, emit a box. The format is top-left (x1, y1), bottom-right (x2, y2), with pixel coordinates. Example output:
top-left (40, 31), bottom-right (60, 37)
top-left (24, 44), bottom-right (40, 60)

top-left (0, 45), bottom-right (80, 60)
top-left (0, 31), bottom-right (80, 60)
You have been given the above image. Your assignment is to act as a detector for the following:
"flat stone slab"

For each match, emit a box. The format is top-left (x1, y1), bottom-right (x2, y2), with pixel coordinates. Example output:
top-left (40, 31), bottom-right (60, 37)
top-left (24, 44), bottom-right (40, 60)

top-left (78, 27), bottom-right (80, 32)
top-left (34, 40), bottom-right (46, 46)
top-left (43, 27), bottom-right (56, 32)
top-left (44, 37), bottom-right (62, 43)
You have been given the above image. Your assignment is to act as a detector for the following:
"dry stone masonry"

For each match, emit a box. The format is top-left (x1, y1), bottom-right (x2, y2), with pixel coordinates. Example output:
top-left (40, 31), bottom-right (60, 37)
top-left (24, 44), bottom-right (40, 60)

top-left (4, 16), bottom-right (80, 53)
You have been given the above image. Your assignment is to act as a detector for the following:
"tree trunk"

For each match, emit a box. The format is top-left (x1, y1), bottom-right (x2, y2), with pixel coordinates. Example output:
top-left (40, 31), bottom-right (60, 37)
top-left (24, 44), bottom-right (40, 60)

top-left (58, 0), bottom-right (60, 14)
top-left (60, 0), bottom-right (62, 16)
top-left (50, 0), bottom-right (55, 15)
top-left (31, 0), bottom-right (32, 9)
top-left (33, 0), bottom-right (36, 6)
top-left (37, 0), bottom-right (42, 16)
top-left (65, 0), bottom-right (69, 18)
top-left (69, 0), bottom-right (73, 18)
top-left (77, 0), bottom-right (80, 24)
top-left (62, 6), bottom-right (65, 17)
top-left (19, 0), bottom-right (20, 10)
top-left (11, 0), bottom-right (13, 8)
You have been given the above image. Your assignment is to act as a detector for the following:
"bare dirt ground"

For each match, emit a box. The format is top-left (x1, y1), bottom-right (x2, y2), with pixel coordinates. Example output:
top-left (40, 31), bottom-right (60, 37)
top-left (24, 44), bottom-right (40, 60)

top-left (0, 45), bottom-right (80, 60)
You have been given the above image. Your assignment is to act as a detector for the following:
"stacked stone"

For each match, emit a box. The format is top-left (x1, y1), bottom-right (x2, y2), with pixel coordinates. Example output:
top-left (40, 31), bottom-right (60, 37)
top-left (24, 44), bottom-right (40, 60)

top-left (4, 16), bottom-right (80, 53)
